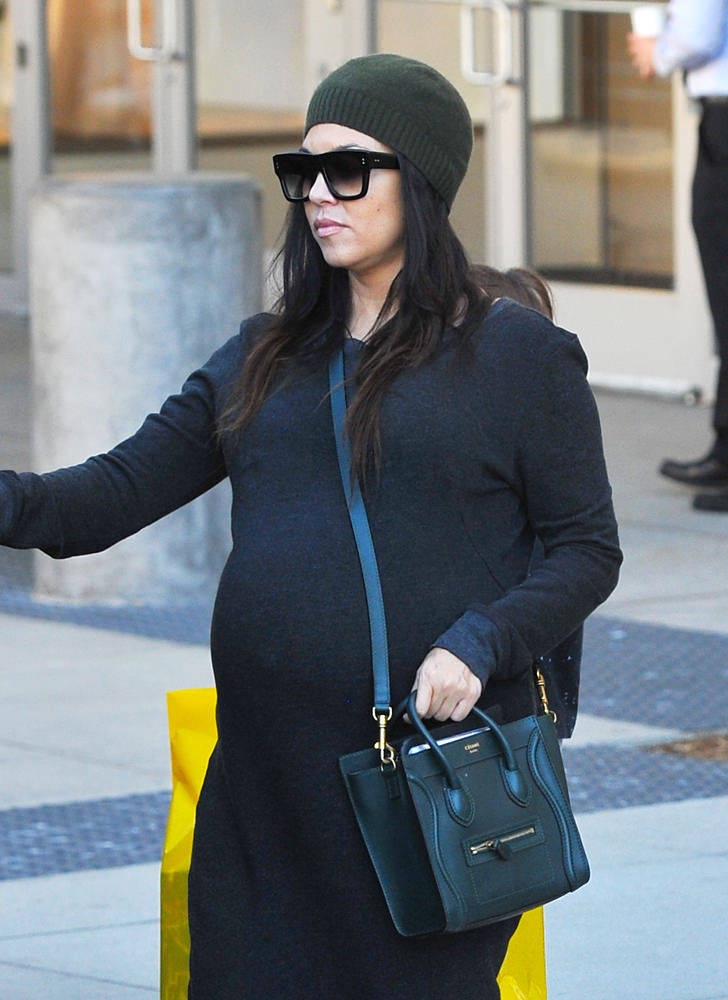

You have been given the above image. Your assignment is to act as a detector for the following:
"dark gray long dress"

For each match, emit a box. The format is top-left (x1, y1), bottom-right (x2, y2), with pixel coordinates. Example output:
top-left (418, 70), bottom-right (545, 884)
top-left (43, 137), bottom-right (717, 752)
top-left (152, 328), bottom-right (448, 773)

top-left (0, 299), bottom-right (621, 999)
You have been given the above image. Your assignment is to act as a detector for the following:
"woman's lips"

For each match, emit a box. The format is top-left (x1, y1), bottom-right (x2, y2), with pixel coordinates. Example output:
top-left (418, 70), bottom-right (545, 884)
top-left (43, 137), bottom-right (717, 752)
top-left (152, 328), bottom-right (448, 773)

top-left (314, 217), bottom-right (345, 238)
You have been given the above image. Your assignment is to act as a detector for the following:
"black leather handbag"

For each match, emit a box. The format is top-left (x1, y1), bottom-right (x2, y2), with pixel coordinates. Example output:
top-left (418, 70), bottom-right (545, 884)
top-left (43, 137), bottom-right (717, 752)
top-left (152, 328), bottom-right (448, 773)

top-left (330, 349), bottom-right (590, 938)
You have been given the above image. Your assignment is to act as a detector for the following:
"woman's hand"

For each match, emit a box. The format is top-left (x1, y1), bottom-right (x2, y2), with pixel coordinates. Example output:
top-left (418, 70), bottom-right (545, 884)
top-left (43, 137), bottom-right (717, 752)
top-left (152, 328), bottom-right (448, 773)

top-left (412, 647), bottom-right (483, 723)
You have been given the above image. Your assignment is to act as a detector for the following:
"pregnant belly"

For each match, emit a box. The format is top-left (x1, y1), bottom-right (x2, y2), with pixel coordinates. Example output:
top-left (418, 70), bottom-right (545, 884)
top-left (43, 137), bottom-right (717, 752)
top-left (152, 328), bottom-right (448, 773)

top-left (208, 518), bottom-right (374, 714)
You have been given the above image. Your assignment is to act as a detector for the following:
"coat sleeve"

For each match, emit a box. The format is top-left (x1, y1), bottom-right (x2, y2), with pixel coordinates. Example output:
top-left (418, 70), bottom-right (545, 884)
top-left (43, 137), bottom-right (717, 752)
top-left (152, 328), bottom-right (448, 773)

top-left (433, 326), bottom-right (622, 686)
top-left (0, 338), bottom-right (239, 558)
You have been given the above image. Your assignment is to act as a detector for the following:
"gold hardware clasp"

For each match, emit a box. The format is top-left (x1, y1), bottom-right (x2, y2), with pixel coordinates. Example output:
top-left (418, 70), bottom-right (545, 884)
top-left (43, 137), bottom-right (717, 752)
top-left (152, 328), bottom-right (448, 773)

top-left (535, 668), bottom-right (558, 724)
top-left (373, 707), bottom-right (396, 770)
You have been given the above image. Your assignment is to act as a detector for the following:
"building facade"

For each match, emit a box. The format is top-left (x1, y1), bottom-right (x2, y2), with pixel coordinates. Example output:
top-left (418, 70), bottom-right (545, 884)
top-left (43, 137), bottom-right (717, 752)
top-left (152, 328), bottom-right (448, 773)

top-left (0, 0), bottom-right (716, 399)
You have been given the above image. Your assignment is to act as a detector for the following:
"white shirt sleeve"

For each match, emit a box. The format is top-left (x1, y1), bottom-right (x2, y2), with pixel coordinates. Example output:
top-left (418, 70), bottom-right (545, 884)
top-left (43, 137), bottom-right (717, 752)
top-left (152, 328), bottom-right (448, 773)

top-left (653, 0), bottom-right (728, 76)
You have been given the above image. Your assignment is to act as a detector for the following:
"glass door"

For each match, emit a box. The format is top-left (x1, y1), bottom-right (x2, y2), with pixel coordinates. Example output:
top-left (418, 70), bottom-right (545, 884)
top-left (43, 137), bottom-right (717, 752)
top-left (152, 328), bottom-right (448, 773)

top-left (47, 0), bottom-right (154, 175)
top-left (529, 2), bottom-right (673, 288)
top-left (191, 0), bottom-right (371, 274)
top-left (376, 0), bottom-right (714, 401)
top-left (376, 0), bottom-right (526, 267)
top-left (7, 0), bottom-right (713, 396)
top-left (194, 0), bottom-right (307, 262)
top-left (1, 0), bottom-right (161, 310)
top-left (525, 0), bottom-right (712, 400)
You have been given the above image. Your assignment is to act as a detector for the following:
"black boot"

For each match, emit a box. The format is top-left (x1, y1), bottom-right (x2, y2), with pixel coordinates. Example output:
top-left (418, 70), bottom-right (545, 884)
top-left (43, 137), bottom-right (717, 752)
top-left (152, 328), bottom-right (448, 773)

top-left (693, 489), bottom-right (728, 512)
top-left (659, 454), bottom-right (728, 486)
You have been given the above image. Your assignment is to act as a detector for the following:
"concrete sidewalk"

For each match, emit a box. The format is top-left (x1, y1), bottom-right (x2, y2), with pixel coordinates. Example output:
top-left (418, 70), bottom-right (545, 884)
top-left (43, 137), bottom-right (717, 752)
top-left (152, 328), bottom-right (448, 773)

top-left (1, 312), bottom-right (728, 998)
top-left (3, 619), bottom-right (726, 1000)
top-left (0, 617), bottom-right (213, 999)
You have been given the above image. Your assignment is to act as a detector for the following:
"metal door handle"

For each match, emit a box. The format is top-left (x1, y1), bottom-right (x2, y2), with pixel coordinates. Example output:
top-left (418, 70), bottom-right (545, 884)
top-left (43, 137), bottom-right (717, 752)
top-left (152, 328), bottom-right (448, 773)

top-left (460, 0), bottom-right (515, 86)
top-left (127, 0), bottom-right (179, 62)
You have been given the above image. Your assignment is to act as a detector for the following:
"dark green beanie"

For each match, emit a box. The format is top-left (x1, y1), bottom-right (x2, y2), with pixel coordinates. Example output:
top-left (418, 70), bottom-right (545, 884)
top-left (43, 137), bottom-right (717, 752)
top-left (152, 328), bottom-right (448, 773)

top-left (304, 53), bottom-right (473, 211)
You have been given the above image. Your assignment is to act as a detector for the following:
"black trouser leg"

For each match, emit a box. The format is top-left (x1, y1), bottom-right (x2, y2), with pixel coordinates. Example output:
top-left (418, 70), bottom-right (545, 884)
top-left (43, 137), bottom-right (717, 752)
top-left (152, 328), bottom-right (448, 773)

top-left (692, 104), bottom-right (728, 461)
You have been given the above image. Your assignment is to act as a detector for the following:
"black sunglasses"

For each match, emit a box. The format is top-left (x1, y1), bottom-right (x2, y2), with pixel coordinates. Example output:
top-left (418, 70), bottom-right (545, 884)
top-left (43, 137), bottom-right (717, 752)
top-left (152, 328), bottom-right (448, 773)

top-left (273, 150), bottom-right (400, 202)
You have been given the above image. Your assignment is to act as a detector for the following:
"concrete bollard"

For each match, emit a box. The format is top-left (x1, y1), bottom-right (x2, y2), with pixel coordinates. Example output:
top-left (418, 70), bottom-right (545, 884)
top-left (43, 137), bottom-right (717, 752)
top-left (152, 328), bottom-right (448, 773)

top-left (28, 173), bottom-right (262, 604)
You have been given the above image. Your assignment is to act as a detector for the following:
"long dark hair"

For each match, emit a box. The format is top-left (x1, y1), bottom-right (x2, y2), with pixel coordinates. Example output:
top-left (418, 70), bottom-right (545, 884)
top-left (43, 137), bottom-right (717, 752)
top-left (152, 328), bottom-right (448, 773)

top-left (220, 156), bottom-right (492, 481)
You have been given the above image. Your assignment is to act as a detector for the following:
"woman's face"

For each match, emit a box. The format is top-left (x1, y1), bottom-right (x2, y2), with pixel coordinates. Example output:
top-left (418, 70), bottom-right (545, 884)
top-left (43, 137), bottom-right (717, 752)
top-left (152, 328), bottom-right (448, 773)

top-left (301, 123), bottom-right (405, 291)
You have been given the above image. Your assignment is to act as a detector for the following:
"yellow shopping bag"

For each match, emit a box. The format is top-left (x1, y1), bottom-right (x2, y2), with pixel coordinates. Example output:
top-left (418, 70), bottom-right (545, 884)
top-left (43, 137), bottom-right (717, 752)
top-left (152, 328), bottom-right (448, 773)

top-left (498, 907), bottom-right (547, 1000)
top-left (160, 688), bottom-right (547, 1000)
top-left (160, 688), bottom-right (217, 1000)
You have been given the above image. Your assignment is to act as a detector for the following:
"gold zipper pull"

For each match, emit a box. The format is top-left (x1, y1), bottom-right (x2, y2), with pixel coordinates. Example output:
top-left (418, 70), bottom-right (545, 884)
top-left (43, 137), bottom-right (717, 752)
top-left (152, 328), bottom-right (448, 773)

top-left (469, 825), bottom-right (537, 858)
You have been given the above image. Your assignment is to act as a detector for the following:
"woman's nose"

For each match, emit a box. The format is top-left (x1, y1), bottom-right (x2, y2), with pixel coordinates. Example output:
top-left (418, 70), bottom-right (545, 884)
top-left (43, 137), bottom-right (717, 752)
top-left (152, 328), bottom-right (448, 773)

top-left (308, 170), bottom-right (334, 203)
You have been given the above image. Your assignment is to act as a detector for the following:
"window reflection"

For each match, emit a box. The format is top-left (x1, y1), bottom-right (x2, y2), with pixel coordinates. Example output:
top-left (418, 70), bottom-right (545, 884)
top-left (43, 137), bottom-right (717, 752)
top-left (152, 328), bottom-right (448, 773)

top-left (46, 0), bottom-right (152, 170)
top-left (529, 10), bottom-right (673, 288)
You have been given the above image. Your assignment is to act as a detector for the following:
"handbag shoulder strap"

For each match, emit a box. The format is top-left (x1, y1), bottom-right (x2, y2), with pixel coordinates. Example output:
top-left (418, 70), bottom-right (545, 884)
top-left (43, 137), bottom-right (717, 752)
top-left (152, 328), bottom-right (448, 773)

top-left (328, 348), bottom-right (391, 715)
top-left (329, 350), bottom-right (557, 735)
